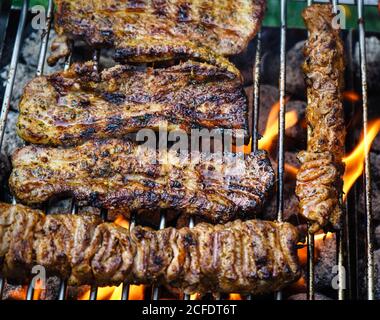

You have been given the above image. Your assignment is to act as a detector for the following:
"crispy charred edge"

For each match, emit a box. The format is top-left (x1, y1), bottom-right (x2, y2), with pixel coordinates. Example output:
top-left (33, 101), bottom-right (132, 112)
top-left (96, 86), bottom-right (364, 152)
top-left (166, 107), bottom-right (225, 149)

top-left (296, 4), bottom-right (346, 233)
top-left (113, 39), bottom-right (242, 79)
top-left (9, 141), bottom-right (275, 224)
top-left (0, 202), bottom-right (300, 294)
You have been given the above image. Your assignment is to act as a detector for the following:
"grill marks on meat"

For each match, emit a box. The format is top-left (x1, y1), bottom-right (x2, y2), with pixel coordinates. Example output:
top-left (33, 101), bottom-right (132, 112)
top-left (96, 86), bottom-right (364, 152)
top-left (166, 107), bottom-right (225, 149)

top-left (9, 139), bottom-right (275, 224)
top-left (49, 0), bottom-right (266, 65)
top-left (17, 61), bottom-right (248, 146)
top-left (295, 5), bottom-right (346, 233)
top-left (0, 203), bottom-right (300, 294)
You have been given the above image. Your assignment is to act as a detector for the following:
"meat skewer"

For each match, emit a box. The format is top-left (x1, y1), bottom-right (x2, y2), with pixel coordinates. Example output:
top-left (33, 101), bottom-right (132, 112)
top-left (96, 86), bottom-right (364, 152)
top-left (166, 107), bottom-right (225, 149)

top-left (9, 138), bottom-right (275, 224)
top-left (0, 202), bottom-right (300, 295)
top-left (17, 60), bottom-right (247, 146)
top-left (295, 4), bottom-right (346, 233)
top-left (48, 0), bottom-right (267, 66)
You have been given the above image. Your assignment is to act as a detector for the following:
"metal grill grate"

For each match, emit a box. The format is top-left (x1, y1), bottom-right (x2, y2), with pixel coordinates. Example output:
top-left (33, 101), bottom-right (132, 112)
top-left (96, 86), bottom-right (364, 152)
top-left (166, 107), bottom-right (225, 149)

top-left (0, 0), bottom-right (377, 300)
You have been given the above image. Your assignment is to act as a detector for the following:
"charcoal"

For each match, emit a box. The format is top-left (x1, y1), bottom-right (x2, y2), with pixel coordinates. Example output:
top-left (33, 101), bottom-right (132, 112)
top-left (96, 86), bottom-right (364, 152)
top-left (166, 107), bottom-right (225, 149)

top-left (375, 249), bottom-right (380, 299)
top-left (285, 41), bottom-right (306, 99)
top-left (285, 100), bottom-right (307, 149)
top-left (359, 180), bottom-right (380, 222)
top-left (1, 110), bottom-right (23, 158)
top-left (354, 37), bottom-right (380, 92)
top-left (0, 154), bottom-right (11, 189)
top-left (2, 277), bottom-right (60, 300)
top-left (314, 234), bottom-right (337, 291)
top-left (0, 30), bottom-right (63, 111)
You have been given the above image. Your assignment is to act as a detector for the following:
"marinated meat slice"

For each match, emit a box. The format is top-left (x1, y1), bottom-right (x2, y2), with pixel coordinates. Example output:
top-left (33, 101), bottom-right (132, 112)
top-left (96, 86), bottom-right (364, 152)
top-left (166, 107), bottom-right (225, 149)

top-left (49, 0), bottom-right (266, 65)
top-left (296, 4), bottom-right (346, 233)
top-left (9, 139), bottom-right (275, 224)
top-left (18, 60), bottom-right (248, 146)
top-left (0, 202), bottom-right (300, 295)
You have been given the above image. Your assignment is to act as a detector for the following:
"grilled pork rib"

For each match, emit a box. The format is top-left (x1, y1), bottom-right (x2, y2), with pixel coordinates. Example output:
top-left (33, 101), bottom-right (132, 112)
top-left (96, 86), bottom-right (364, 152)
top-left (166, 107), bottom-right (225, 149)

top-left (9, 139), bottom-right (275, 223)
top-left (0, 202), bottom-right (300, 294)
top-left (296, 5), bottom-right (346, 233)
top-left (48, 0), bottom-right (266, 65)
top-left (18, 61), bottom-right (248, 146)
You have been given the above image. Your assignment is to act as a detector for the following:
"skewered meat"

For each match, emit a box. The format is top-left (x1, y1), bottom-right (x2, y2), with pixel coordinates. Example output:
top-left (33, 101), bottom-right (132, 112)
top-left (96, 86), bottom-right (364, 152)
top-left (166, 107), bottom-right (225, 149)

top-left (295, 4), bottom-right (346, 233)
top-left (9, 139), bottom-right (275, 224)
top-left (17, 60), bottom-right (248, 146)
top-left (48, 0), bottom-right (266, 66)
top-left (0, 202), bottom-right (300, 294)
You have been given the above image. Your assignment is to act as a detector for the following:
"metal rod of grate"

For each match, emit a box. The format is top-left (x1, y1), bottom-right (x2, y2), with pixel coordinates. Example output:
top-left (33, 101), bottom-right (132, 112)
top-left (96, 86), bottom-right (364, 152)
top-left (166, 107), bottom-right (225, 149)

top-left (0, 0), bottom-right (377, 301)
top-left (357, 0), bottom-right (375, 300)
top-left (0, 0), bottom-right (29, 300)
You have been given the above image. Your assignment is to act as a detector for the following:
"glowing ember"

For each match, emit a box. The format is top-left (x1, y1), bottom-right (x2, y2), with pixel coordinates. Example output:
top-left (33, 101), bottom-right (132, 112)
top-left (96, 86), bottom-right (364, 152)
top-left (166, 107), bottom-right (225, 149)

top-left (343, 91), bottom-right (360, 103)
top-left (229, 294), bottom-right (242, 300)
top-left (7, 285), bottom-right (27, 300)
top-left (342, 119), bottom-right (380, 199)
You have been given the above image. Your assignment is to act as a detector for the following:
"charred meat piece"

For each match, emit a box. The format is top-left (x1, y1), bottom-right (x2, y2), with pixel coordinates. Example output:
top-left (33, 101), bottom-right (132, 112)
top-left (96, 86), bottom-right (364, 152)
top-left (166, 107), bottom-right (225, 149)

top-left (49, 0), bottom-right (266, 65)
top-left (18, 61), bottom-right (248, 146)
top-left (0, 202), bottom-right (300, 294)
top-left (296, 4), bottom-right (346, 233)
top-left (9, 139), bottom-right (275, 224)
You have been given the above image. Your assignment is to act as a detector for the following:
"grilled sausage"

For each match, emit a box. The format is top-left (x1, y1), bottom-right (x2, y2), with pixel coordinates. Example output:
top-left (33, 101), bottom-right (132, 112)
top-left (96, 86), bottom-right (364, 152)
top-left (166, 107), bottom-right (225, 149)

top-left (0, 202), bottom-right (300, 295)
top-left (296, 4), bottom-right (346, 233)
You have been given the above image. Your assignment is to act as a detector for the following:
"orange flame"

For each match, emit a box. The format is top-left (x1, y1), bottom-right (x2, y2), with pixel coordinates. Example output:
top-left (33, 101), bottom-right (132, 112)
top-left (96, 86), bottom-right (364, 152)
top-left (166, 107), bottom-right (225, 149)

top-left (79, 215), bottom-right (145, 300)
top-left (342, 119), bottom-right (380, 199)
top-left (297, 232), bottom-right (334, 266)
top-left (258, 99), bottom-right (298, 151)
top-left (237, 99), bottom-right (298, 154)
top-left (284, 163), bottom-right (298, 178)
top-left (190, 293), bottom-right (200, 300)
top-left (32, 279), bottom-right (44, 300)
top-left (229, 294), bottom-right (242, 300)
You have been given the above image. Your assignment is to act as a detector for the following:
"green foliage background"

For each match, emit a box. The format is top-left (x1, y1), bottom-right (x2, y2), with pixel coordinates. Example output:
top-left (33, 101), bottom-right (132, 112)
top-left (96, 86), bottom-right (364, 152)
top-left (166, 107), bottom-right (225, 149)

top-left (11, 0), bottom-right (380, 32)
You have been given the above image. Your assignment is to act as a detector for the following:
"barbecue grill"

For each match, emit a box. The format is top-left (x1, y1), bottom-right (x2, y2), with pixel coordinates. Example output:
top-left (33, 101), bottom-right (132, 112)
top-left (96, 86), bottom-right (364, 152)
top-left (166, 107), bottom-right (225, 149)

top-left (0, 0), bottom-right (378, 301)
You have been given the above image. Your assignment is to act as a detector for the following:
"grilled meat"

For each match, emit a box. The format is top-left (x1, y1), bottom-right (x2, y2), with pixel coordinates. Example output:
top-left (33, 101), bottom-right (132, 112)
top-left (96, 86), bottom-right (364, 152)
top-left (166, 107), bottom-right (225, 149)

top-left (0, 202), bottom-right (300, 294)
top-left (18, 60), bottom-right (248, 146)
top-left (295, 4), bottom-right (346, 233)
top-left (49, 0), bottom-right (266, 66)
top-left (9, 139), bottom-right (275, 223)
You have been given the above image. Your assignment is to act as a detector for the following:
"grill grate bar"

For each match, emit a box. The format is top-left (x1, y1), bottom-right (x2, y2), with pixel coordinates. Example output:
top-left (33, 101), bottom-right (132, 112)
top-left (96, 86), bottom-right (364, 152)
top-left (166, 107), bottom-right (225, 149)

top-left (251, 32), bottom-right (262, 153)
top-left (0, 0), bottom-right (29, 300)
top-left (357, 0), bottom-right (375, 300)
top-left (275, 0), bottom-right (287, 301)
top-left (305, 0), bottom-right (316, 302)
top-left (183, 217), bottom-right (195, 300)
top-left (36, 0), bottom-right (53, 77)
